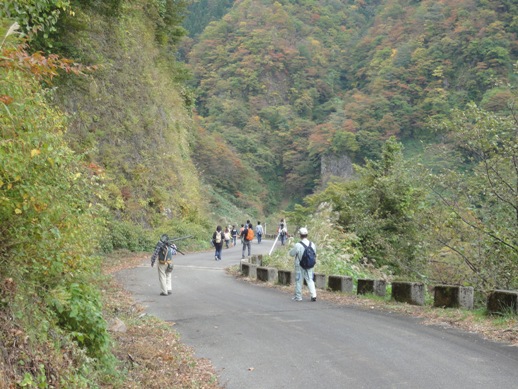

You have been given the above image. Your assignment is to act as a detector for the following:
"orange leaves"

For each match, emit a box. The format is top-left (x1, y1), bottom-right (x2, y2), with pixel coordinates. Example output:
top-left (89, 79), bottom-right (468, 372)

top-left (0, 95), bottom-right (14, 105)
top-left (1, 44), bottom-right (96, 81)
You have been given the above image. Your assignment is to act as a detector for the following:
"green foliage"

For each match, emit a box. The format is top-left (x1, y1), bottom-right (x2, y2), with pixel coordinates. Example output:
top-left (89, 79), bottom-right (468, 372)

top-left (48, 282), bottom-right (112, 360)
top-left (99, 220), bottom-right (153, 253)
top-left (307, 137), bottom-right (428, 276)
top-left (0, 64), bottom-right (100, 288)
top-left (424, 102), bottom-right (518, 290)
top-left (1, 0), bottom-right (72, 41)
top-left (1, 23), bottom-right (119, 386)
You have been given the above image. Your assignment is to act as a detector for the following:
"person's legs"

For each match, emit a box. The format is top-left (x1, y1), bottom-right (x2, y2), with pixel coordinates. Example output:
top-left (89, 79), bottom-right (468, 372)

top-left (304, 269), bottom-right (317, 299)
top-left (293, 269), bottom-right (302, 300)
top-left (166, 270), bottom-right (172, 294)
top-left (246, 240), bottom-right (251, 256)
top-left (242, 242), bottom-right (246, 259)
top-left (158, 263), bottom-right (168, 295)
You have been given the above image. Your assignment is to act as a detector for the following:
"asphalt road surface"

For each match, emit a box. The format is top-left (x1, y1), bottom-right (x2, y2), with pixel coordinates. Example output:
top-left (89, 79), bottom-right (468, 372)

top-left (116, 239), bottom-right (518, 389)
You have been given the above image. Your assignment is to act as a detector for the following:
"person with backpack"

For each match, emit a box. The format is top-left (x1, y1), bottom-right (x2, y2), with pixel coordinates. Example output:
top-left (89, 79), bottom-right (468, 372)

top-left (289, 227), bottom-right (317, 302)
top-left (231, 225), bottom-right (238, 247)
top-left (255, 221), bottom-right (264, 244)
top-left (241, 222), bottom-right (254, 259)
top-left (224, 227), bottom-right (231, 249)
top-left (150, 234), bottom-right (177, 296)
top-left (212, 225), bottom-right (224, 261)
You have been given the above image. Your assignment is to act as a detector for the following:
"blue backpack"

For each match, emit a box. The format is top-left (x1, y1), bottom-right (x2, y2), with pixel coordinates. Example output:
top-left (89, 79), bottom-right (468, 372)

top-left (299, 241), bottom-right (316, 269)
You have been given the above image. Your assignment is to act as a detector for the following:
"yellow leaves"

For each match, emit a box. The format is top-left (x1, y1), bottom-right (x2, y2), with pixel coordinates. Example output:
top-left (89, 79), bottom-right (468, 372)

top-left (15, 208), bottom-right (22, 214)
top-left (33, 202), bottom-right (48, 212)
top-left (31, 149), bottom-right (41, 157)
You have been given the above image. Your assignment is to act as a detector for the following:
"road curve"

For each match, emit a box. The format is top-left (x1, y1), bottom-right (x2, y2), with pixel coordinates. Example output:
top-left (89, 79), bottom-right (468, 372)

top-left (116, 239), bottom-right (518, 389)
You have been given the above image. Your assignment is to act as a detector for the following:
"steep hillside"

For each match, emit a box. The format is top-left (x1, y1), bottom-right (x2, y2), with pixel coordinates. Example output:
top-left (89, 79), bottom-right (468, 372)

top-left (51, 0), bottom-right (215, 238)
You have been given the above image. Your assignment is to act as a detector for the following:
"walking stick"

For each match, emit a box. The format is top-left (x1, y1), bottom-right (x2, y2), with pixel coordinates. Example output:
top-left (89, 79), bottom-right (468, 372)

top-left (269, 232), bottom-right (281, 256)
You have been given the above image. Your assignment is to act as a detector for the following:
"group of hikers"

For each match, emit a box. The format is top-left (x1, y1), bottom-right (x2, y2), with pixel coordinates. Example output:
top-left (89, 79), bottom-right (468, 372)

top-left (210, 218), bottom-right (289, 260)
top-left (151, 217), bottom-right (317, 302)
top-left (211, 220), bottom-right (261, 261)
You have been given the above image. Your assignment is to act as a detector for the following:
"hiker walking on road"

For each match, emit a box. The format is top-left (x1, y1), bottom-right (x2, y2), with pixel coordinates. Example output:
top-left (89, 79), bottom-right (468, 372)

top-left (278, 219), bottom-right (288, 245)
top-left (241, 222), bottom-right (254, 259)
top-left (212, 225), bottom-right (224, 261)
top-left (231, 225), bottom-right (238, 247)
top-left (289, 227), bottom-right (317, 302)
top-left (224, 227), bottom-right (231, 249)
top-left (150, 234), bottom-right (177, 296)
top-left (256, 221), bottom-right (264, 244)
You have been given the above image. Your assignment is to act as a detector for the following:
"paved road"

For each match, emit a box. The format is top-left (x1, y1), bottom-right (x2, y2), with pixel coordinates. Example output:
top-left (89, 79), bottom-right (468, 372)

top-left (116, 239), bottom-right (518, 389)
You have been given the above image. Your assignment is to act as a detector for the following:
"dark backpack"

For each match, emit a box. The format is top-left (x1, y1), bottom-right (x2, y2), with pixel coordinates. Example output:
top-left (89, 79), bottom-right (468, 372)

top-left (158, 242), bottom-right (169, 262)
top-left (299, 241), bottom-right (316, 269)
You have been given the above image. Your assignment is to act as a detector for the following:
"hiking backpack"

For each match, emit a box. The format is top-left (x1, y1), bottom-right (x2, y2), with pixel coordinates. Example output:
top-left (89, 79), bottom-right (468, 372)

top-left (215, 231), bottom-right (222, 244)
top-left (299, 241), bottom-right (316, 269)
top-left (158, 242), bottom-right (172, 263)
top-left (246, 228), bottom-right (254, 241)
top-left (158, 243), bottom-right (167, 261)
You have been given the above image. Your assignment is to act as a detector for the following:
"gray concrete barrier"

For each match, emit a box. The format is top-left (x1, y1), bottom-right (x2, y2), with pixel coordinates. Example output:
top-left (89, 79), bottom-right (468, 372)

top-left (241, 262), bottom-right (258, 279)
top-left (257, 267), bottom-right (278, 283)
top-left (357, 279), bottom-right (387, 297)
top-left (433, 285), bottom-right (474, 309)
top-left (278, 270), bottom-right (294, 285)
top-left (487, 290), bottom-right (518, 315)
top-left (391, 281), bottom-right (425, 306)
top-left (328, 275), bottom-right (353, 293)
top-left (250, 255), bottom-right (263, 266)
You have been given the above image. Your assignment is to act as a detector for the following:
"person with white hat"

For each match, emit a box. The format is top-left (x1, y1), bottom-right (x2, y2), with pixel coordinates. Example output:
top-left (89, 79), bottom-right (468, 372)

top-left (289, 227), bottom-right (317, 302)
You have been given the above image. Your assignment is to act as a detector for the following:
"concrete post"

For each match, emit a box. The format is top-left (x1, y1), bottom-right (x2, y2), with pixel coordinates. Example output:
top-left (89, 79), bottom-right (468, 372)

top-left (487, 290), bottom-right (518, 315)
top-left (328, 275), bottom-right (353, 293)
top-left (391, 281), bottom-right (425, 306)
top-left (257, 267), bottom-right (278, 283)
top-left (357, 279), bottom-right (387, 297)
top-left (433, 285), bottom-right (474, 309)
top-left (278, 270), bottom-right (294, 285)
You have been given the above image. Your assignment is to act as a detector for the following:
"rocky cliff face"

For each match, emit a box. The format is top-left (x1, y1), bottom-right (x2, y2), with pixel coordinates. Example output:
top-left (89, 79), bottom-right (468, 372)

top-left (321, 154), bottom-right (354, 184)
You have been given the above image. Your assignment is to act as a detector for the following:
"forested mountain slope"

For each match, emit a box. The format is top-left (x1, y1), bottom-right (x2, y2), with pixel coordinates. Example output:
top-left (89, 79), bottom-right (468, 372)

top-left (187, 0), bottom-right (517, 207)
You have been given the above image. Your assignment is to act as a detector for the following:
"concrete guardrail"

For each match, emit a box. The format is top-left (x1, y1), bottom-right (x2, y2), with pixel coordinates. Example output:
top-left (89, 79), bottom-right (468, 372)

top-left (238, 262), bottom-right (516, 314)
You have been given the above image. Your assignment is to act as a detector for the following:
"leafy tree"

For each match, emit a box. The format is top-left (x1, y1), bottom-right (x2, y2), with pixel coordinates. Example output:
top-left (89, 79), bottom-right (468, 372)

top-left (425, 102), bottom-right (518, 290)
top-left (309, 137), bottom-right (428, 276)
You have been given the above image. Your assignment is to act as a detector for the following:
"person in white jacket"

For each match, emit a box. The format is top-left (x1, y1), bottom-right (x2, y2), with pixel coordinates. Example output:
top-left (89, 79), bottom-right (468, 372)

top-left (289, 227), bottom-right (317, 302)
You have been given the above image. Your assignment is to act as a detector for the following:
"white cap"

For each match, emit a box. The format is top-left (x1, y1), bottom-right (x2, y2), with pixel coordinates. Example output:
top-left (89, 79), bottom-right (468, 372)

top-left (299, 227), bottom-right (308, 235)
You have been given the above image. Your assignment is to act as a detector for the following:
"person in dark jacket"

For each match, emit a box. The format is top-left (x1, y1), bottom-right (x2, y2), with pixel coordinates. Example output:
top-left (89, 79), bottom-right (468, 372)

top-left (212, 225), bottom-right (224, 261)
top-left (151, 234), bottom-right (177, 296)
